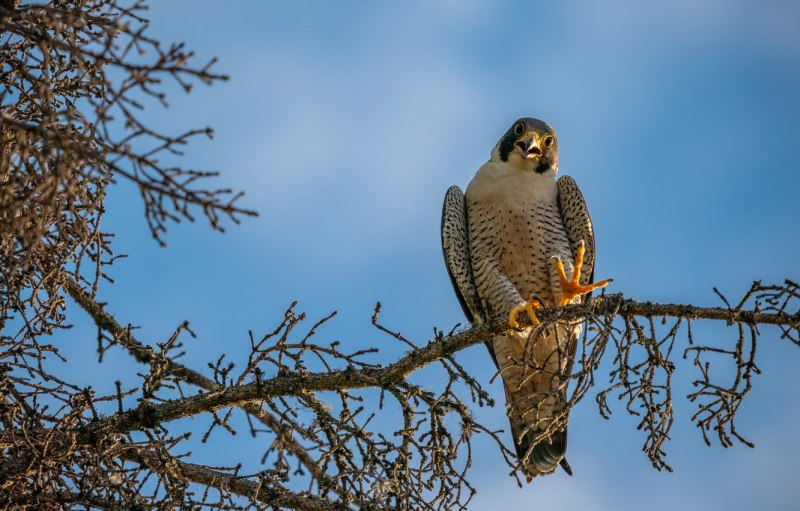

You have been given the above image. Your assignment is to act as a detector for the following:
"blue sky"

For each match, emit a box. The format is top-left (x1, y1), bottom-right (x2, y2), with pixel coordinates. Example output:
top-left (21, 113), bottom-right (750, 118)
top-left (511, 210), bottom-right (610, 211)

top-left (60, 1), bottom-right (800, 508)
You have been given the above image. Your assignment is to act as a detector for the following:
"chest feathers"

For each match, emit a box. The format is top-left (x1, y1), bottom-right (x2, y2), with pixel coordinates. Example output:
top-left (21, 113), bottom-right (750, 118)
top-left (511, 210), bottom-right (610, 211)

top-left (465, 163), bottom-right (574, 307)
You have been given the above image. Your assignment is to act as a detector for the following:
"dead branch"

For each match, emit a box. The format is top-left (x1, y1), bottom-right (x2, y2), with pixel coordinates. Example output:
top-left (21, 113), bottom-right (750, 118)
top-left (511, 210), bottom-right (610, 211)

top-left (61, 280), bottom-right (799, 487)
top-left (2, 1), bottom-right (798, 509)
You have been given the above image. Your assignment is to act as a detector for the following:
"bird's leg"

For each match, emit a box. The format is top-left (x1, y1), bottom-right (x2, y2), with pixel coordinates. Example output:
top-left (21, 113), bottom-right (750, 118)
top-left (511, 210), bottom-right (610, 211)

top-left (552, 240), bottom-right (613, 306)
top-left (509, 295), bottom-right (543, 329)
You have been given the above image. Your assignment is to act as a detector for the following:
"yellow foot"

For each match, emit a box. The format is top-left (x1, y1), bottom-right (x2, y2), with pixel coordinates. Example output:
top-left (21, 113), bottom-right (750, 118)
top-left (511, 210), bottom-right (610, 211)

top-left (509, 295), bottom-right (542, 329)
top-left (552, 240), bottom-right (613, 306)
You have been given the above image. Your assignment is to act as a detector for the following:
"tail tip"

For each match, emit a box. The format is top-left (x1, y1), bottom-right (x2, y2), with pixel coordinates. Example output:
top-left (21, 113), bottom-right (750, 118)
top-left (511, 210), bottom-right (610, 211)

top-left (559, 457), bottom-right (573, 476)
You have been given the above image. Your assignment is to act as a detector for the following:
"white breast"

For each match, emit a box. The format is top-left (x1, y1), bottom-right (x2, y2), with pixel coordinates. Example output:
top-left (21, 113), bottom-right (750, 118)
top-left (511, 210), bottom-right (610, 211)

top-left (466, 160), bottom-right (574, 306)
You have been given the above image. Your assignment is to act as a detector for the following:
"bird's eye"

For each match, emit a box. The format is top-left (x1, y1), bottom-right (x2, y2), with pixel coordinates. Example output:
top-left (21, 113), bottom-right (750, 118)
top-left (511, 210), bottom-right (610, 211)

top-left (543, 135), bottom-right (554, 147)
top-left (513, 123), bottom-right (524, 136)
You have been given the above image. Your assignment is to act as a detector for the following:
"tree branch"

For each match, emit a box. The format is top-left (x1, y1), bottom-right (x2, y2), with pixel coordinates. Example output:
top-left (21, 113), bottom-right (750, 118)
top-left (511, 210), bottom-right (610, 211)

top-left (0, 429), bottom-right (346, 511)
top-left (74, 282), bottom-right (799, 439)
top-left (64, 277), bottom-right (344, 501)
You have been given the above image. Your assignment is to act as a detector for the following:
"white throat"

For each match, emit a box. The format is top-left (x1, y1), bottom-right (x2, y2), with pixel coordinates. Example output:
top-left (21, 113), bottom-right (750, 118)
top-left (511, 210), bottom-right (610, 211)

top-left (490, 143), bottom-right (558, 178)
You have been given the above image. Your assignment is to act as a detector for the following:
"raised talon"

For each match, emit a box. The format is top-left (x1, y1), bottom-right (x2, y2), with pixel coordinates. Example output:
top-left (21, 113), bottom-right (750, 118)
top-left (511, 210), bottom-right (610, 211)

top-left (552, 240), bottom-right (613, 306)
top-left (509, 294), bottom-right (542, 329)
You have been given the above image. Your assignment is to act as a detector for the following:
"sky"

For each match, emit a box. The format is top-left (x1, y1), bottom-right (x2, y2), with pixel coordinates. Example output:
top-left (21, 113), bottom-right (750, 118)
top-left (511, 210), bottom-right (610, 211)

top-left (57, 1), bottom-right (800, 509)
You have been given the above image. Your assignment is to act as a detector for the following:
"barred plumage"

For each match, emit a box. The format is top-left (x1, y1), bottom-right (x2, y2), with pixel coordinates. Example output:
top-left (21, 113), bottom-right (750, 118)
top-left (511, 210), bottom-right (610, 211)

top-left (441, 118), bottom-right (605, 481)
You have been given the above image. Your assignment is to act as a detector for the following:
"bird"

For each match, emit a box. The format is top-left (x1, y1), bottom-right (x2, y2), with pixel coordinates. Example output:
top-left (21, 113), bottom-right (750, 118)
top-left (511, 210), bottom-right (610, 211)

top-left (441, 117), bottom-right (611, 481)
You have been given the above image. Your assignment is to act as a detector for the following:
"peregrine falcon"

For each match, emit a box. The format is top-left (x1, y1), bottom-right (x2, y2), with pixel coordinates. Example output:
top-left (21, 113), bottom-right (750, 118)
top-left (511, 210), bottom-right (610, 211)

top-left (441, 118), bottom-right (611, 481)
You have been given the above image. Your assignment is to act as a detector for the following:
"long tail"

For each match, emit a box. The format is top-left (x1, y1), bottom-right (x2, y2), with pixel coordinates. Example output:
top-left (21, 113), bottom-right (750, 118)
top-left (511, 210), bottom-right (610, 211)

top-left (493, 321), bottom-right (578, 481)
top-left (504, 382), bottom-right (570, 481)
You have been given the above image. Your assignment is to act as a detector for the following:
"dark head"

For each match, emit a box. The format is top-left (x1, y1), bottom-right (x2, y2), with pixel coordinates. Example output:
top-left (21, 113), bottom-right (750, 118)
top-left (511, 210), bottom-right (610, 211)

top-left (493, 117), bottom-right (558, 174)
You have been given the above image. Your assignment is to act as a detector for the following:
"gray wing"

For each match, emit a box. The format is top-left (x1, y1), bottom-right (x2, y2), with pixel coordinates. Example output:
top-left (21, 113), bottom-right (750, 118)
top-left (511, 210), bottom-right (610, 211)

top-left (556, 175), bottom-right (597, 289)
top-left (441, 186), bottom-right (486, 324)
top-left (544, 174), bottom-right (596, 477)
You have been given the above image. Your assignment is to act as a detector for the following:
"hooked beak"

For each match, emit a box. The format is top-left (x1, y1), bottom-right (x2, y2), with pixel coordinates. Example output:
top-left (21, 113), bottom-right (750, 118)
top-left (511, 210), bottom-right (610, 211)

top-left (515, 131), bottom-right (542, 159)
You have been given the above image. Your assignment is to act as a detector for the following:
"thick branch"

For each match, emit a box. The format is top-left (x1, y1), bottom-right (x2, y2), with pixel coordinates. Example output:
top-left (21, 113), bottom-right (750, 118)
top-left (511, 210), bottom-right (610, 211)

top-left (576, 292), bottom-right (799, 327)
top-left (77, 288), bottom-right (798, 437)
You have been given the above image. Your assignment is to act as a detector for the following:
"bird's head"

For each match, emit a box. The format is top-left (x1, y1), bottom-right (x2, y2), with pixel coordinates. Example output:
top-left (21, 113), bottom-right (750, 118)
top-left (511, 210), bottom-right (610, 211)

top-left (492, 117), bottom-right (558, 174)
